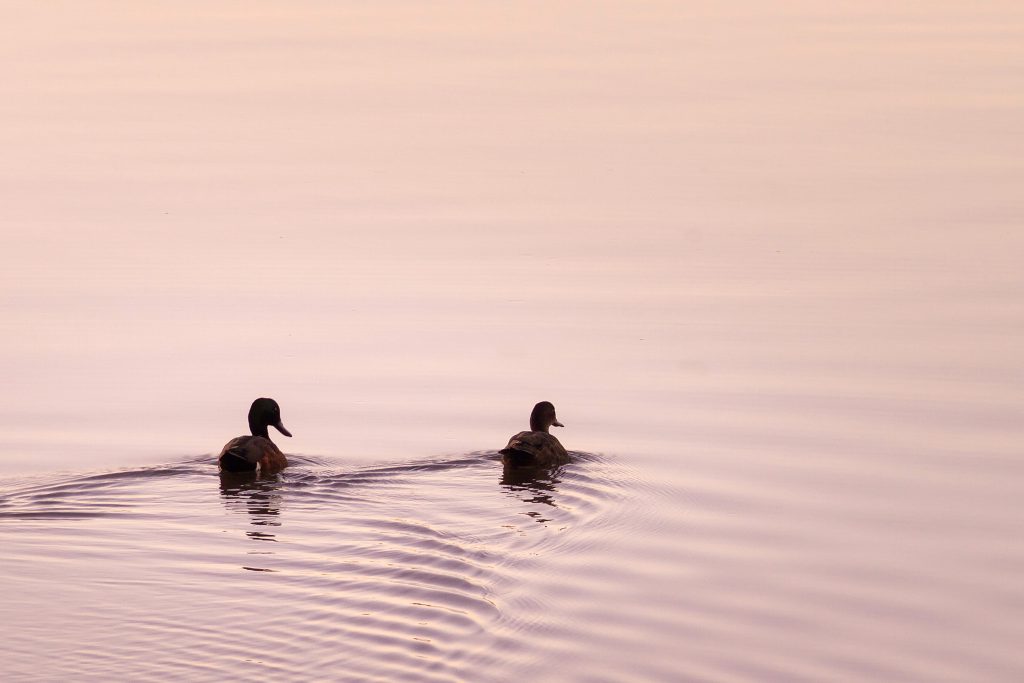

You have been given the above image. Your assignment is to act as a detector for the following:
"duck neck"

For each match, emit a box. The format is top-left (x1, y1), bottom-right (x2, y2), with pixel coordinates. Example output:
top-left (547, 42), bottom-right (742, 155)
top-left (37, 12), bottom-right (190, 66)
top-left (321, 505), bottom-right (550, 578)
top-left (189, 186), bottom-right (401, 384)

top-left (249, 420), bottom-right (270, 439)
top-left (529, 417), bottom-right (549, 433)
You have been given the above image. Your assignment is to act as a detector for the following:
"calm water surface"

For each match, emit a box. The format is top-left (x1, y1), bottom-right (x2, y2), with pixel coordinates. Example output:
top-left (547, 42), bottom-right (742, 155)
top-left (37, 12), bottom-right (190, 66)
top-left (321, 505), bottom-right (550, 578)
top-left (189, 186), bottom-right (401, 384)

top-left (2, 2), bottom-right (1023, 681)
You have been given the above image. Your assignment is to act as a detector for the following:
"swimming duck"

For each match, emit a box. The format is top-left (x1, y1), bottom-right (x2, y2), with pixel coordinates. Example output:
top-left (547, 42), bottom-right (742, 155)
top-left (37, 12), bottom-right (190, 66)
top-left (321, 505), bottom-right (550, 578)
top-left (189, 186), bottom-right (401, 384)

top-left (500, 401), bottom-right (568, 468)
top-left (218, 398), bottom-right (292, 474)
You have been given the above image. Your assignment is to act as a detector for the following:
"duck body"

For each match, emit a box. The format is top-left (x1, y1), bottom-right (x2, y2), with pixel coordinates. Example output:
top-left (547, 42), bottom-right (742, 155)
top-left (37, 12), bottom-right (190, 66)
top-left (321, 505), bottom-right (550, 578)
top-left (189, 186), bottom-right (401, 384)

top-left (501, 430), bottom-right (568, 468)
top-left (218, 435), bottom-right (288, 473)
top-left (500, 401), bottom-right (569, 468)
top-left (218, 398), bottom-right (292, 475)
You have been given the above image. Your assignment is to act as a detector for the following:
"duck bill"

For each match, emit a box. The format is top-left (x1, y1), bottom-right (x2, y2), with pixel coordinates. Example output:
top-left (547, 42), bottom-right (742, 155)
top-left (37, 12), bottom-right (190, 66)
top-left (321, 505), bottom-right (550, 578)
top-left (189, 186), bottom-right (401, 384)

top-left (273, 421), bottom-right (292, 437)
top-left (552, 420), bottom-right (564, 428)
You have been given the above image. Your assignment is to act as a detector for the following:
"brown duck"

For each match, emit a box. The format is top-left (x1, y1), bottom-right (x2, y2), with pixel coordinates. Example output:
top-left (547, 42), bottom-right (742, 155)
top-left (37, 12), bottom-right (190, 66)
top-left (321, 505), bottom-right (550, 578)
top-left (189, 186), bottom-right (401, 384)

top-left (500, 401), bottom-right (568, 468)
top-left (218, 398), bottom-right (292, 474)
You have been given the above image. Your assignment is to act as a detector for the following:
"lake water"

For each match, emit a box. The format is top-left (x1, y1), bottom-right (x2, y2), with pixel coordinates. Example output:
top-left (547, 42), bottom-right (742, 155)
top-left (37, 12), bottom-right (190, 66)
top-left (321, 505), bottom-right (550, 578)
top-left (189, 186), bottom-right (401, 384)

top-left (2, 2), bottom-right (1023, 681)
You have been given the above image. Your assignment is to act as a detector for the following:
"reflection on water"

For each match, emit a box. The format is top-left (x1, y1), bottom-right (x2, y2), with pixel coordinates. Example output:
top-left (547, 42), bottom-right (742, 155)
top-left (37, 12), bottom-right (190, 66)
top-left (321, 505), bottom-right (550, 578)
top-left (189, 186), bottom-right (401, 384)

top-left (500, 463), bottom-right (563, 525)
top-left (220, 475), bottom-right (283, 564)
top-left (219, 473), bottom-right (283, 529)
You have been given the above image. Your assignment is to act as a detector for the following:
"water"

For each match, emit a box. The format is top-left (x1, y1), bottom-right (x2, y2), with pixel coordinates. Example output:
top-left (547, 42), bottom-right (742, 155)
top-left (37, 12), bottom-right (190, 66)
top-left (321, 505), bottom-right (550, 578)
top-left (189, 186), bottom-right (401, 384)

top-left (2, 2), bottom-right (1023, 681)
top-left (2, 454), bottom-right (640, 680)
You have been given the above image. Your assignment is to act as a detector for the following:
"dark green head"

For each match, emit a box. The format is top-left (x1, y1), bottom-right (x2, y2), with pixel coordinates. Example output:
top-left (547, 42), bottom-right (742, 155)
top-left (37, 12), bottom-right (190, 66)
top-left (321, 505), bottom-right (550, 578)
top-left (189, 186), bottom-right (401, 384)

top-left (248, 397), bottom-right (292, 439)
top-left (529, 401), bottom-right (564, 433)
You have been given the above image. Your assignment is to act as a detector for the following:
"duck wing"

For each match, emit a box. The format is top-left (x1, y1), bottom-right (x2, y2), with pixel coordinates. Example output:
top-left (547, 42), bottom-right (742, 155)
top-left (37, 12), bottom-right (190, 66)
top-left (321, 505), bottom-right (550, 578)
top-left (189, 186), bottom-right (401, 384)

top-left (220, 436), bottom-right (254, 462)
top-left (502, 431), bottom-right (543, 456)
top-left (219, 435), bottom-right (281, 472)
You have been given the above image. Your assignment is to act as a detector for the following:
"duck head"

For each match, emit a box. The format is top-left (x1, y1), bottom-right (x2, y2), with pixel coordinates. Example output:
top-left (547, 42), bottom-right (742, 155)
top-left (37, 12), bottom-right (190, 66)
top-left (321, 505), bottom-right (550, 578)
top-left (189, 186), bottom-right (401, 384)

top-left (248, 397), bottom-right (292, 439)
top-left (529, 401), bottom-right (564, 433)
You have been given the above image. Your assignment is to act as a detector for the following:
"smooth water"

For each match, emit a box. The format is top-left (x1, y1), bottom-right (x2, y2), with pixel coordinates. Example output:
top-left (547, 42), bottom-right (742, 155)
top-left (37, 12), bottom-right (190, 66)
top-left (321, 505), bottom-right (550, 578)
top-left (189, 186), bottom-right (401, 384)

top-left (2, 2), bottom-right (1023, 681)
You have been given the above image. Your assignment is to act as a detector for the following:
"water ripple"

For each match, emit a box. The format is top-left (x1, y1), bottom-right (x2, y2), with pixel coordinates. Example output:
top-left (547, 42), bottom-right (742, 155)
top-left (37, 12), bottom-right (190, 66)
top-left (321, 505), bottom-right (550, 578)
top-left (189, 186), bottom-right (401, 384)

top-left (0, 450), bottom-right (634, 682)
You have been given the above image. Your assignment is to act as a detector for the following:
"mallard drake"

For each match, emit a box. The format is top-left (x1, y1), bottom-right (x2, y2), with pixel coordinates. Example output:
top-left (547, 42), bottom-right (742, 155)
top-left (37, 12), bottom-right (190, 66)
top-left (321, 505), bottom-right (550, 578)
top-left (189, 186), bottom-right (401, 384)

top-left (500, 401), bottom-right (568, 468)
top-left (218, 398), bottom-right (292, 474)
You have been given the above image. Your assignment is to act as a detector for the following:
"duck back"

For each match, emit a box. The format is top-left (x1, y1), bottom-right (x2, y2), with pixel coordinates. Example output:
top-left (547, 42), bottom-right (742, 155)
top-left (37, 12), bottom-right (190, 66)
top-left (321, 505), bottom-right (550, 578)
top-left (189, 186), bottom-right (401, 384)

top-left (218, 435), bottom-right (288, 474)
top-left (500, 430), bottom-right (568, 468)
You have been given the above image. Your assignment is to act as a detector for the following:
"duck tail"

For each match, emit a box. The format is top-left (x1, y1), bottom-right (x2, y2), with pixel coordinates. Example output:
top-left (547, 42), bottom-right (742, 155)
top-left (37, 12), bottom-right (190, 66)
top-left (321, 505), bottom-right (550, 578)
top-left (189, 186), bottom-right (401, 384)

top-left (500, 448), bottom-right (534, 467)
top-left (219, 448), bottom-right (257, 473)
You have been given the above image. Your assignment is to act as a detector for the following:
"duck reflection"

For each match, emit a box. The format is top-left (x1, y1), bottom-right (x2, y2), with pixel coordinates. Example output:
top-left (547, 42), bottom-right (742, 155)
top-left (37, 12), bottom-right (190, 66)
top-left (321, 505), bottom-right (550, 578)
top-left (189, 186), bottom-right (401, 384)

top-left (219, 472), bottom-right (283, 538)
top-left (499, 463), bottom-right (564, 524)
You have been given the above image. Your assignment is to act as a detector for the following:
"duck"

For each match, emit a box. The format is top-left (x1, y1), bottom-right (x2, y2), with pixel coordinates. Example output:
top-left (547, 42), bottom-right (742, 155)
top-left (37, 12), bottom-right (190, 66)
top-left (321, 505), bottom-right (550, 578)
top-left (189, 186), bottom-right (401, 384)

top-left (500, 401), bottom-right (569, 468)
top-left (218, 398), bottom-right (292, 474)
